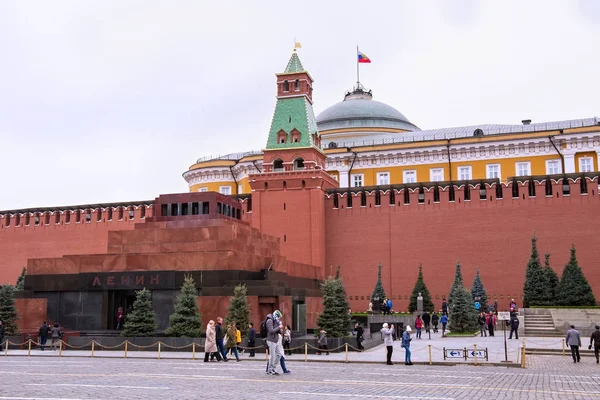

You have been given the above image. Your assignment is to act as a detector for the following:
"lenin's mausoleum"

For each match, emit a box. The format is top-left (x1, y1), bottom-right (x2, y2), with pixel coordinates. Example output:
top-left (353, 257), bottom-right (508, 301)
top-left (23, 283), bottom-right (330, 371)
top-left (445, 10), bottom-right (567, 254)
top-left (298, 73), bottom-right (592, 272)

top-left (1, 50), bottom-right (599, 332)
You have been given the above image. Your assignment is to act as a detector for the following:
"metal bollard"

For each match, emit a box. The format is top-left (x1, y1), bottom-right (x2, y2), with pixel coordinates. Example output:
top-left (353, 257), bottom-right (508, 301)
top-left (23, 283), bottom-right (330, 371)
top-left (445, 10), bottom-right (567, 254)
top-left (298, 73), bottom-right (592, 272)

top-left (562, 338), bottom-right (565, 356)
top-left (345, 343), bottom-right (348, 363)
top-left (124, 341), bottom-right (128, 358)
top-left (91, 341), bottom-right (95, 358)
top-left (304, 342), bottom-right (308, 362)
top-left (28, 339), bottom-right (31, 357)
top-left (158, 342), bottom-right (161, 359)
top-left (473, 344), bottom-right (478, 366)
top-left (59, 340), bottom-right (62, 357)
top-left (428, 345), bottom-right (432, 365)
top-left (4, 340), bottom-right (7, 356)
top-left (192, 343), bottom-right (196, 360)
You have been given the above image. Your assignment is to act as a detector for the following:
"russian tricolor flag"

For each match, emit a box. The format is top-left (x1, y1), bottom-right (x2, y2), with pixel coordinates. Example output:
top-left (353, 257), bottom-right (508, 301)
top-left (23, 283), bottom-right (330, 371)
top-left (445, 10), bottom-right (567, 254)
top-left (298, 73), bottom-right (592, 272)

top-left (358, 51), bottom-right (371, 63)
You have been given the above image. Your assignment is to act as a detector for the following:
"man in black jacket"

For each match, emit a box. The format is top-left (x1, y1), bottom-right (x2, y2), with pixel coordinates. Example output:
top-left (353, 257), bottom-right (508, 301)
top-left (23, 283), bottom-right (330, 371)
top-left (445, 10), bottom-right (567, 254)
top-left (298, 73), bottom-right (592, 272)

top-left (355, 323), bottom-right (364, 351)
top-left (508, 312), bottom-right (519, 339)
top-left (39, 321), bottom-right (50, 351)
top-left (589, 325), bottom-right (600, 364)
top-left (215, 317), bottom-right (228, 361)
top-left (247, 322), bottom-right (256, 357)
top-left (422, 312), bottom-right (431, 334)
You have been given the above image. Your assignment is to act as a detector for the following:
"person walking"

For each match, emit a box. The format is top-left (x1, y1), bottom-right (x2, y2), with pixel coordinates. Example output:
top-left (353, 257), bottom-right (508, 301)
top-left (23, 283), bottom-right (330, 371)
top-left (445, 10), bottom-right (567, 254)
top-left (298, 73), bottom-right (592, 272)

top-left (235, 325), bottom-right (243, 354)
top-left (431, 312), bottom-right (439, 333)
top-left (486, 311), bottom-right (496, 337)
top-left (215, 317), bottom-right (228, 361)
top-left (265, 309), bottom-right (283, 375)
top-left (204, 320), bottom-right (223, 362)
top-left (380, 323), bottom-right (395, 365)
top-left (415, 315), bottom-right (423, 339)
top-left (509, 299), bottom-right (517, 312)
top-left (402, 325), bottom-right (413, 365)
top-left (50, 323), bottom-right (61, 351)
top-left (566, 325), bottom-right (582, 363)
top-left (38, 321), bottom-right (50, 351)
top-left (316, 330), bottom-right (329, 355)
top-left (508, 312), bottom-right (519, 340)
top-left (422, 311), bottom-right (431, 334)
top-left (355, 323), bottom-right (365, 351)
top-left (283, 325), bottom-right (292, 356)
top-left (247, 322), bottom-right (256, 357)
top-left (589, 325), bottom-right (600, 364)
top-left (115, 307), bottom-right (124, 330)
top-left (478, 312), bottom-right (487, 337)
top-left (225, 322), bottom-right (241, 362)
top-left (440, 314), bottom-right (448, 337)
top-left (441, 298), bottom-right (448, 316)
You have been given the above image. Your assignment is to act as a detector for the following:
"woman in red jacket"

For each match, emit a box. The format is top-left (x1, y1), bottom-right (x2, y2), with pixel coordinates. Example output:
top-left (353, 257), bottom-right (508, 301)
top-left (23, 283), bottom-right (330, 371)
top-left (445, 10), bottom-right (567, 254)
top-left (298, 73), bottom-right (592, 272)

top-left (415, 315), bottom-right (424, 339)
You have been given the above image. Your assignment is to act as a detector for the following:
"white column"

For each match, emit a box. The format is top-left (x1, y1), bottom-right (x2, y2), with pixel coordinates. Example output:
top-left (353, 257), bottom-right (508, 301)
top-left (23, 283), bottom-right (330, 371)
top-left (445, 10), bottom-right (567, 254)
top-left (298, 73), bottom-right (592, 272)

top-left (338, 171), bottom-right (349, 188)
top-left (564, 154), bottom-right (576, 173)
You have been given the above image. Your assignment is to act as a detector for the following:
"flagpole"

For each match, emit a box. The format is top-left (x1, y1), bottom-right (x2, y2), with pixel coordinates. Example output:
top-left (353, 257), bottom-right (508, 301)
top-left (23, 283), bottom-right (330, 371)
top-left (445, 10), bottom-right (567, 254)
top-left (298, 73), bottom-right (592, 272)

top-left (356, 45), bottom-right (360, 88)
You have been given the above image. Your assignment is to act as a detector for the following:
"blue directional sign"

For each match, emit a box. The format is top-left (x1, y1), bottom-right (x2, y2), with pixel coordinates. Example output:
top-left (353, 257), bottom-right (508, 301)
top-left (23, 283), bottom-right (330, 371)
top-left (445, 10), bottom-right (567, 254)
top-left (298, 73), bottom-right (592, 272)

top-left (469, 350), bottom-right (485, 357)
top-left (445, 349), bottom-right (464, 358)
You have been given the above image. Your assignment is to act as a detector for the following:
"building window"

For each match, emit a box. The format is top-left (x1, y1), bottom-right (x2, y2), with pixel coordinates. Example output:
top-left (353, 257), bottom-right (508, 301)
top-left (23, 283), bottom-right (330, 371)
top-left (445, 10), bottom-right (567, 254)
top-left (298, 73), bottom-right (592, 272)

top-left (546, 160), bottom-right (561, 175)
top-left (129, 208), bottom-right (135, 220)
top-left (486, 164), bottom-right (501, 179)
top-left (198, 187), bottom-right (208, 192)
top-left (403, 170), bottom-right (416, 184)
top-left (238, 184), bottom-right (243, 194)
top-left (351, 174), bottom-right (363, 188)
top-left (516, 162), bottom-right (531, 177)
top-left (283, 80), bottom-right (289, 92)
top-left (376, 172), bottom-right (390, 185)
top-left (295, 79), bottom-right (300, 91)
top-left (293, 158), bottom-right (305, 170)
top-left (430, 168), bottom-right (443, 182)
top-left (458, 166), bottom-right (472, 181)
top-left (273, 159), bottom-right (284, 171)
top-left (579, 157), bottom-right (593, 173)
top-left (219, 186), bottom-right (231, 195)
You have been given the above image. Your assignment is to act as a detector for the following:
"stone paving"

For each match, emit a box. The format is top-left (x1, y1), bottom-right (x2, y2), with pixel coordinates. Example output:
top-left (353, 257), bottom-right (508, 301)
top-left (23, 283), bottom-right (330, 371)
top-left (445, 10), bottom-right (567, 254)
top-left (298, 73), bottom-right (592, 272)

top-left (0, 353), bottom-right (599, 399)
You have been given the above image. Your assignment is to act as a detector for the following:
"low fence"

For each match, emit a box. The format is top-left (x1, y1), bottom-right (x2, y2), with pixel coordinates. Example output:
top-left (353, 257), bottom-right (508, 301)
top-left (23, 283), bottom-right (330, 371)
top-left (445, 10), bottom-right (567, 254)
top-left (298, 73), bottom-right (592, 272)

top-left (0, 338), bottom-right (527, 367)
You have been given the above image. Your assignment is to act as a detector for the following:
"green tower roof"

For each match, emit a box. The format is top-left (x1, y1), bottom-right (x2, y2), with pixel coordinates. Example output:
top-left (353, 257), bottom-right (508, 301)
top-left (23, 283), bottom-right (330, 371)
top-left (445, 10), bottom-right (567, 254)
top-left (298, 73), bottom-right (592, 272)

top-left (266, 97), bottom-right (319, 149)
top-left (284, 52), bottom-right (304, 73)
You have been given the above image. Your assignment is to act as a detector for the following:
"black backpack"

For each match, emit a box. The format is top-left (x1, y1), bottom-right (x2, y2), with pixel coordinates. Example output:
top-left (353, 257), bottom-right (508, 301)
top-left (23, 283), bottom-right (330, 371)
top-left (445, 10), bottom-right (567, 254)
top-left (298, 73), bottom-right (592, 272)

top-left (260, 315), bottom-right (272, 339)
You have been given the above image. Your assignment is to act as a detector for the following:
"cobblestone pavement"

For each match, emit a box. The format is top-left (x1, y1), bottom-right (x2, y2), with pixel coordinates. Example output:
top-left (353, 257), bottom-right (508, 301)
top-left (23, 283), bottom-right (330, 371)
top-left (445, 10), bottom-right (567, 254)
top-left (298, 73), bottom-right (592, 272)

top-left (0, 355), bottom-right (599, 400)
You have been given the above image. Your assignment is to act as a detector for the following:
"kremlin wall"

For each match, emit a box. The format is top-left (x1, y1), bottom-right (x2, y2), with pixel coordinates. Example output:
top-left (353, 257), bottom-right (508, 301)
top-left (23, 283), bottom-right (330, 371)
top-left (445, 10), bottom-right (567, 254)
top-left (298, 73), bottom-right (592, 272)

top-left (1, 50), bottom-right (599, 332)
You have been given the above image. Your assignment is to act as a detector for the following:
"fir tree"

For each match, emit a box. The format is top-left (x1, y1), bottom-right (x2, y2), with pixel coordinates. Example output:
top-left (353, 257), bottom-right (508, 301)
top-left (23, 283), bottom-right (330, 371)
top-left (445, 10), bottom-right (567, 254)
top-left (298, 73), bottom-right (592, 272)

top-left (448, 262), bottom-right (464, 308)
top-left (317, 267), bottom-right (351, 337)
top-left (15, 267), bottom-right (26, 291)
top-left (371, 263), bottom-right (386, 302)
top-left (557, 246), bottom-right (596, 306)
top-left (122, 288), bottom-right (157, 337)
top-left (225, 284), bottom-right (251, 337)
top-left (523, 236), bottom-right (545, 307)
top-left (449, 284), bottom-right (479, 333)
top-left (470, 268), bottom-right (488, 311)
top-left (540, 254), bottom-right (559, 306)
top-left (166, 275), bottom-right (202, 337)
top-left (333, 266), bottom-right (352, 337)
top-left (0, 285), bottom-right (18, 335)
top-left (408, 265), bottom-right (434, 313)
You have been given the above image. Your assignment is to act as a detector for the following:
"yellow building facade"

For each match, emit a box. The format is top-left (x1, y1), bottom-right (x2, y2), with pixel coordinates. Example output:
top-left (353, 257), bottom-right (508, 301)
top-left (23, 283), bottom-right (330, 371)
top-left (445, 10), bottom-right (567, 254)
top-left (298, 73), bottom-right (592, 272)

top-left (183, 81), bottom-right (600, 193)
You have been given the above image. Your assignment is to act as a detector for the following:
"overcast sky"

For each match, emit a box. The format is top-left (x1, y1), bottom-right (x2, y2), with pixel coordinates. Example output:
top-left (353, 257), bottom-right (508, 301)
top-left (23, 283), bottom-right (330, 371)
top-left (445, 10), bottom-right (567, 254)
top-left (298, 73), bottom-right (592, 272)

top-left (0, 0), bottom-right (598, 210)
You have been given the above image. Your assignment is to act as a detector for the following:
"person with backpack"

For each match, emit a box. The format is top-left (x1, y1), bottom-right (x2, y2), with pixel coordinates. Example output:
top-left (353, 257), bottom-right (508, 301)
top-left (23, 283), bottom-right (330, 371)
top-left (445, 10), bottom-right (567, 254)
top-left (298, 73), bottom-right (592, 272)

top-left (247, 322), bottom-right (256, 357)
top-left (431, 312), bottom-right (439, 333)
top-left (440, 314), bottom-right (448, 337)
top-left (262, 310), bottom-right (283, 375)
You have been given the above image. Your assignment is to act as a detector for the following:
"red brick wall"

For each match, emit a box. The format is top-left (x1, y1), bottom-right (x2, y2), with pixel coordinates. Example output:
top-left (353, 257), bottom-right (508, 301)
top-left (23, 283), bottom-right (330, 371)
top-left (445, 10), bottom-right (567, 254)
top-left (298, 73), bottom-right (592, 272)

top-left (0, 216), bottom-right (143, 284)
top-left (326, 183), bottom-right (600, 312)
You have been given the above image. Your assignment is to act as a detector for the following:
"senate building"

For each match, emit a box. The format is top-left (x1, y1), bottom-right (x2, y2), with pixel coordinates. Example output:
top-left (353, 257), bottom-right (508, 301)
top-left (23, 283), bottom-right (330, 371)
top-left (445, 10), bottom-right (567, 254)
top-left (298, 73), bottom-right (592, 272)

top-left (1, 50), bottom-right (599, 333)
